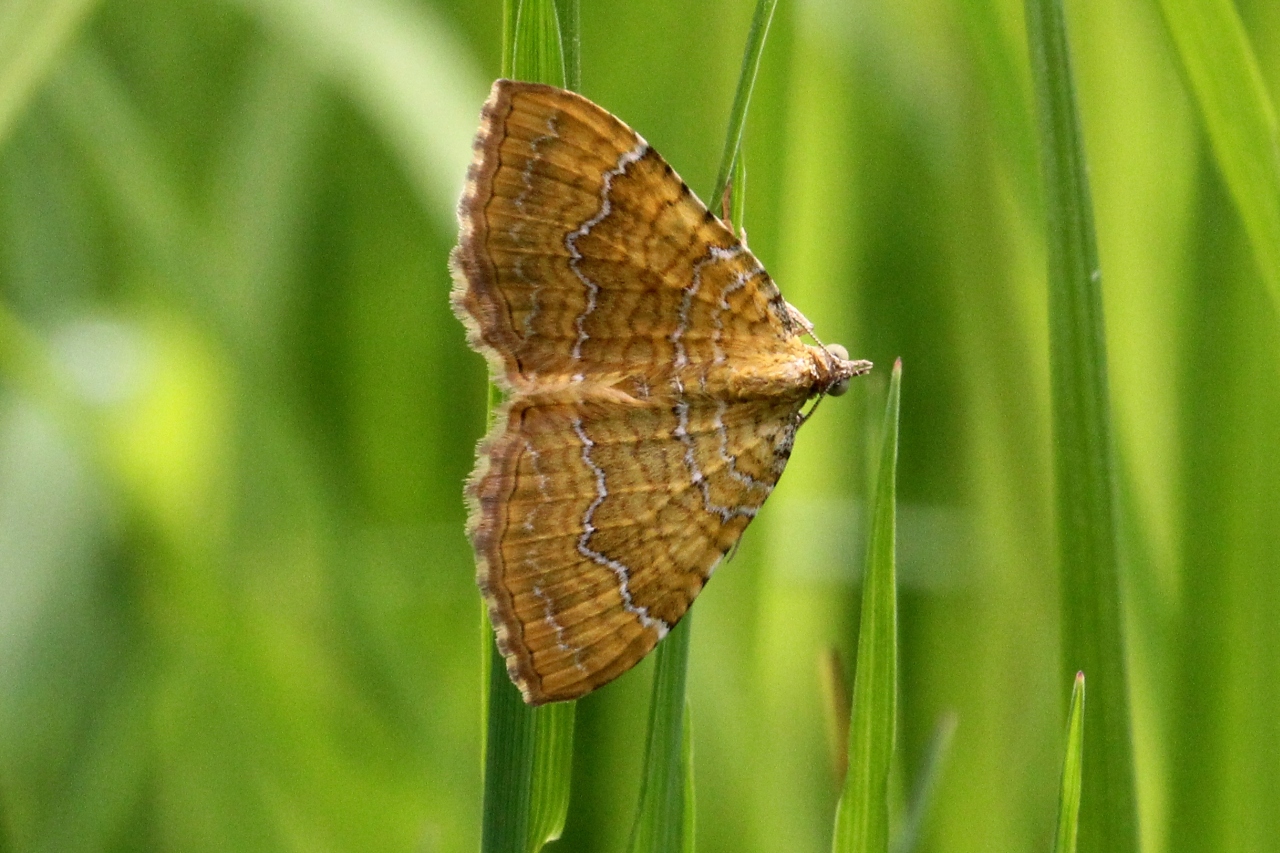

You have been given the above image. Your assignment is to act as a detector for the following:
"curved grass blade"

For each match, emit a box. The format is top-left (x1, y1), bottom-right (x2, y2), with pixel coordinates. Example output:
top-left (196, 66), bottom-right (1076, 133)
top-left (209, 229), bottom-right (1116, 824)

top-left (1054, 673), bottom-right (1086, 853)
top-left (227, 0), bottom-right (486, 231)
top-left (711, 0), bottom-right (780, 206)
top-left (0, 0), bottom-right (98, 146)
top-left (1156, 0), bottom-right (1280, 320)
top-left (481, 6), bottom-right (576, 852)
top-left (1023, 0), bottom-right (1139, 851)
top-left (832, 359), bottom-right (902, 853)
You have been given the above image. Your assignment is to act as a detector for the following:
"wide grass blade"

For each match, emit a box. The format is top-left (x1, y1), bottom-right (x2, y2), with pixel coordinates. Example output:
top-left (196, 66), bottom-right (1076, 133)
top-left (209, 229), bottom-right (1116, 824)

top-left (511, 0), bottom-right (565, 90)
top-left (0, 0), bottom-right (98, 146)
top-left (481, 649), bottom-right (538, 853)
top-left (1023, 0), bottom-right (1139, 851)
top-left (628, 617), bottom-right (695, 853)
top-left (527, 700), bottom-right (575, 849)
top-left (480, 641), bottom-right (575, 853)
top-left (832, 359), bottom-right (902, 853)
top-left (503, 0), bottom-right (576, 91)
top-left (481, 5), bottom-right (577, 852)
top-left (1054, 673), bottom-right (1086, 853)
top-left (1156, 0), bottom-right (1280, 318)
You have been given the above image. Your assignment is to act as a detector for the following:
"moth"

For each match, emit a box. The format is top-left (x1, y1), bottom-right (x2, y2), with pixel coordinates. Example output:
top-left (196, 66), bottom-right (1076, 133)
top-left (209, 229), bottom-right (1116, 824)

top-left (451, 80), bottom-right (870, 704)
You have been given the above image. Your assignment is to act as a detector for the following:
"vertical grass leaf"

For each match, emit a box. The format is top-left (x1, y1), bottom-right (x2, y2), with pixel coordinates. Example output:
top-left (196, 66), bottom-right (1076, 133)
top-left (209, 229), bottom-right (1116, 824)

top-left (554, 0), bottom-right (580, 93)
top-left (482, 648), bottom-right (538, 853)
top-left (832, 359), bottom-right (902, 853)
top-left (630, 2), bottom-right (781, 845)
top-left (681, 697), bottom-right (696, 853)
top-left (629, 616), bottom-right (694, 853)
top-left (729, 150), bottom-right (748, 235)
top-left (1054, 672), bottom-right (1087, 853)
top-left (527, 700), bottom-right (576, 849)
top-left (482, 7), bottom-right (575, 851)
top-left (1023, 0), bottom-right (1140, 851)
top-left (1157, 0), bottom-right (1280, 319)
top-left (502, 0), bottom-right (516, 78)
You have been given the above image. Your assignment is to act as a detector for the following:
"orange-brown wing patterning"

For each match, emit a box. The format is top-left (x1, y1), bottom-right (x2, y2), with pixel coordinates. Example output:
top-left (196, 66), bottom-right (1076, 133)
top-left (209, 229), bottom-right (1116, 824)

top-left (451, 79), bottom-right (871, 704)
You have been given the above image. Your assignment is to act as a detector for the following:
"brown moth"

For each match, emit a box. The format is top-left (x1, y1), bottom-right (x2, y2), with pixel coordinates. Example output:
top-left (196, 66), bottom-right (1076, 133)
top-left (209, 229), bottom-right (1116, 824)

top-left (450, 80), bottom-right (870, 704)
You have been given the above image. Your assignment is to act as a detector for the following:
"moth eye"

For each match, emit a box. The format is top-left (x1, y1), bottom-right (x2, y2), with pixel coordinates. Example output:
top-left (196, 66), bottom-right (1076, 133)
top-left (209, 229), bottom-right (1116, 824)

top-left (829, 343), bottom-right (849, 361)
top-left (829, 377), bottom-right (851, 397)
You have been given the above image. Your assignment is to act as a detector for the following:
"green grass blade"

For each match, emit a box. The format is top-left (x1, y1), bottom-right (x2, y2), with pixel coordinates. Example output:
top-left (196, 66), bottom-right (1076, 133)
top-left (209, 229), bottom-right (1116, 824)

top-left (1023, 1), bottom-right (1139, 851)
top-left (511, 0), bottom-right (565, 90)
top-left (0, 0), bottom-right (98, 146)
top-left (502, 0), bottom-right (516, 78)
top-left (482, 651), bottom-right (538, 853)
top-left (480, 630), bottom-right (576, 853)
top-left (711, 0), bottom-right (779, 205)
top-left (1156, 0), bottom-right (1280, 316)
top-left (481, 8), bottom-right (576, 851)
top-left (528, 699), bottom-right (576, 849)
top-left (629, 4), bottom-right (781, 845)
top-left (481, 643), bottom-right (576, 853)
top-left (628, 615), bottom-right (694, 853)
top-left (729, 150), bottom-right (747, 234)
top-left (554, 0), bottom-right (580, 93)
top-left (681, 698), bottom-right (696, 853)
top-left (891, 713), bottom-right (958, 853)
top-left (1054, 673), bottom-right (1086, 853)
top-left (832, 359), bottom-right (902, 853)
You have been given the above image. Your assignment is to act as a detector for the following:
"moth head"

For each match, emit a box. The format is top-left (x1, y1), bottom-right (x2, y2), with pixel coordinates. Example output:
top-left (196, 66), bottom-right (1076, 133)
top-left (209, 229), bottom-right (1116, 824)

top-left (822, 343), bottom-right (872, 397)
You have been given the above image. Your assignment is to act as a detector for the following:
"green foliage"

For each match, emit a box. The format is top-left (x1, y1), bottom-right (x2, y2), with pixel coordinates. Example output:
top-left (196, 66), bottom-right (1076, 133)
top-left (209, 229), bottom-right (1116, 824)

top-left (0, 0), bottom-right (1278, 851)
top-left (832, 360), bottom-right (901, 853)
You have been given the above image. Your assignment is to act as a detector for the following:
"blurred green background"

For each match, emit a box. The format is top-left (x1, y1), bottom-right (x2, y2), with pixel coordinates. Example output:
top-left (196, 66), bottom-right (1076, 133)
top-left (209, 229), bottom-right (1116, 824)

top-left (1, 0), bottom-right (1278, 851)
